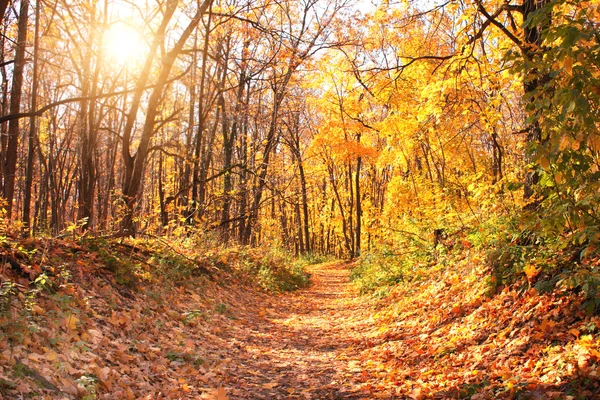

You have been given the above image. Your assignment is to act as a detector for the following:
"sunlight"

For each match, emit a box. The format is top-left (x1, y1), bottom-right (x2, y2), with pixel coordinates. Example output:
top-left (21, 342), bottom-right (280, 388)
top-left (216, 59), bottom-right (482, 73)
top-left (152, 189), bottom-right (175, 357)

top-left (102, 22), bottom-right (146, 64)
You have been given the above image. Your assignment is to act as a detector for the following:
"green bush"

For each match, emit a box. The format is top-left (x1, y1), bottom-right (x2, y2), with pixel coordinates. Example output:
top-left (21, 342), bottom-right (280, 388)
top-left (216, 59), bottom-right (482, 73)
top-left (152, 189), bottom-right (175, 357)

top-left (351, 249), bottom-right (427, 295)
top-left (257, 248), bottom-right (311, 292)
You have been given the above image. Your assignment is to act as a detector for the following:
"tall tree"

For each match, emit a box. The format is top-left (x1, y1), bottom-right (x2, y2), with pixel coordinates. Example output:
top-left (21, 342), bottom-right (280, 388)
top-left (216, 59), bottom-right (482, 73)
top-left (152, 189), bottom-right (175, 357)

top-left (2, 0), bottom-right (29, 218)
top-left (120, 0), bottom-right (213, 235)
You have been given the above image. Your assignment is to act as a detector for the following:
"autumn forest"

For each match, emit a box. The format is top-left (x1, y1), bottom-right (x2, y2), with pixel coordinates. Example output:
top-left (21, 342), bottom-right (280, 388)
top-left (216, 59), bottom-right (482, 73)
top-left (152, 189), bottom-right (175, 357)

top-left (1, 0), bottom-right (600, 398)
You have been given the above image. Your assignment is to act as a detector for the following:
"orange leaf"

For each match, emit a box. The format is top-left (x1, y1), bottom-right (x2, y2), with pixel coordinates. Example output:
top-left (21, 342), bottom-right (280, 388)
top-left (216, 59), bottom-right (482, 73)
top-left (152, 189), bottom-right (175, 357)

top-left (64, 314), bottom-right (79, 331)
top-left (523, 264), bottom-right (540, 280)
top-left (262, 382), bottom-right (279, 389)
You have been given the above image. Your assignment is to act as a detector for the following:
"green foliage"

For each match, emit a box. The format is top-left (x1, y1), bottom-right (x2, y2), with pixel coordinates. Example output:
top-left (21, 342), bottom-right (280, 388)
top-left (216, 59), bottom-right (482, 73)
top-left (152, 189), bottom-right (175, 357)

top-left (214, 303), bottom-right (227, 314)
top-left (245, 247), bottom-right (311, 293)
top-left (297, 252), bottom-right (335, 266)
top-left (183, 309), bottom-right (207, 324)
top-left (0, 280), bottom-right (17, 315)
top-left (489, 0), bottom-right (600, 310)
top-left (85, 237), bottom-right (203, 287)
top-left (85, 235), bottom-right (312, 294)
top-left (557, 265), bottom-right (600, 314)
top-left (165, 350), bottom-right (205, 367)
top-left (149, 250), bottom-right (197, 282)
top-left (76, 374), bottom-right (99, 400)
top-left (515, 0), bottom-right (600, 253)
top-left (96, 247), bottom-right (141, 288)
top-left (486, 243), bottom-right (557, 291)
top-left (350, 248), bottom-right (430, 295)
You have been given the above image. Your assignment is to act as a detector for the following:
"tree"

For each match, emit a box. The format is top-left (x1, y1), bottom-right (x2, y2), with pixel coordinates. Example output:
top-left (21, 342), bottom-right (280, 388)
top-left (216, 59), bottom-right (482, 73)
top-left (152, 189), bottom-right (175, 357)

top-left (120, 0), bottom-right (213, 235)
top-left (2, 0), bottom-right (29, 218)
top-left (240, 0), bottom-right (347, 244)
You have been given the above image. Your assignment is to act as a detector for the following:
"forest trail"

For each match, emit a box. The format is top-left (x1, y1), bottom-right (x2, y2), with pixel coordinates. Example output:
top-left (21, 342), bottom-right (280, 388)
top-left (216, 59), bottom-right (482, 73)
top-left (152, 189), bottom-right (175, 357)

top-left (207, 261), bottom-right (380, 399)
top-left (3, 240), bottom-right (599, 399)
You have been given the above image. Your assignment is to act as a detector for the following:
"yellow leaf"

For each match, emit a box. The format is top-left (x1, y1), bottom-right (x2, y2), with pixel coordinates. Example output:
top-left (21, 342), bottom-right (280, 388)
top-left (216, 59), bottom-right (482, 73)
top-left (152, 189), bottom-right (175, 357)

top-left (564, 56), bottom-right (573, 74)
top-left (59, 376), bottom-right (80, 396)
top-left (569, 328), bottom-right (580, 338)
top-left (45, 350), bottom-right (58, 362)
top-left (212, 388), bottom-right (228, 400)
top-left (263, 382), bottom-right (279, 389)
top-left (589, 135), bottom-right (600, 151)
top-left (541, 318), bottom-right (556, 333)
top-left (65, 314), bottom-right (79, 331)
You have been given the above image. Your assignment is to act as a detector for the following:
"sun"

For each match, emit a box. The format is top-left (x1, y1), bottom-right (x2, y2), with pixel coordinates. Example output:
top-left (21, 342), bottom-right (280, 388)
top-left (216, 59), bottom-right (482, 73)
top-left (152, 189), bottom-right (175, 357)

top-left (103, 22), bottom-right (146, 64)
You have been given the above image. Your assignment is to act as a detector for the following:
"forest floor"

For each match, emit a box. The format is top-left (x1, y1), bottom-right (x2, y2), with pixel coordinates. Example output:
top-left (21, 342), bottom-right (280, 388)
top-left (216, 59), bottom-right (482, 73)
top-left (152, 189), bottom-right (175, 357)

top-left (1, 238), bottom-right (600, 399)
top-left (205, 261), bottom-right (380, 399)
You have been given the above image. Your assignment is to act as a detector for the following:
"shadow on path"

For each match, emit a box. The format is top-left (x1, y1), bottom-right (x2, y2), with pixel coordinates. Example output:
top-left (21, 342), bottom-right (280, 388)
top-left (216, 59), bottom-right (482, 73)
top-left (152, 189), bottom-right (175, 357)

top-left (208, 261), bottom-right (380, 399)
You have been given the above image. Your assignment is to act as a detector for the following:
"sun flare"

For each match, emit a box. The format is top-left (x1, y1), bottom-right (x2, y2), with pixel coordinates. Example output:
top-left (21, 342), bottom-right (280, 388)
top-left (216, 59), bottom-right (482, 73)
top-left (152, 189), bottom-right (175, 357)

top-left (103, 22), bottom-right (146, 64)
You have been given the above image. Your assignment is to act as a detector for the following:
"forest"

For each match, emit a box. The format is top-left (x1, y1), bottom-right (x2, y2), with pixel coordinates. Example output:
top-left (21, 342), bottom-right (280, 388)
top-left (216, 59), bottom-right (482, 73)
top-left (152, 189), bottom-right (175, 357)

top-left (0, 0), bottom-right (599, 398)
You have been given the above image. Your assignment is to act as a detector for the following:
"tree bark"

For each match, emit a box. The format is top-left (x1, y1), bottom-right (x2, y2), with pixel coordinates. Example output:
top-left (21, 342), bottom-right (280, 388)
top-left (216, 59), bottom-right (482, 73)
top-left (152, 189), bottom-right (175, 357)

top-left (23, 0), bottom-right (40, 235)
top-left (2, 0), bottom-right (29, 218)
top-left (355, 134), bottom-right (362, 257)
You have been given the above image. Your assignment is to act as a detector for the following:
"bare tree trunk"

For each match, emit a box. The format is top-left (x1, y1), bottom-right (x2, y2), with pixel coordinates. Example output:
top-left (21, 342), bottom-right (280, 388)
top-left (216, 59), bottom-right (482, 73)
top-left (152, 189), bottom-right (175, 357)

top-left (180, 33), bottom-right (197, 222)
top-left (294, 199), bottom-right (304, 254)
top-left (78, 2), bottom-right (106, 231)
top-left (23, 0), bottom-right (40, 235)
top-left (2, 0), bottom-right (29, 218)
top-left (0, 0), bottom-right (9, 23)
top-left (190, 5), bottom-right (213, 224)
top-left (298, 160), bottom-right (310, 253)
top-left (121, 0), bottom-right (212, 235)
top-left (521, 0), bottom-right (549, 204)
top-left (491, 131), bottom-right (503, 184)
top-left (158, 152), bottom-right (169, 228)
top-left (355, 134), bottom-right (362, 257)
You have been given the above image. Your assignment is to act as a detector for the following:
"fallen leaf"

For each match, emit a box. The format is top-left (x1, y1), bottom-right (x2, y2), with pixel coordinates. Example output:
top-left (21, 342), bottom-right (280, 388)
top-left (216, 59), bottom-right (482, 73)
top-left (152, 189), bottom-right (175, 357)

top-left (64, 314), bottom-right (79, 331)
top-left (262, 381), bottom-right (279, 389)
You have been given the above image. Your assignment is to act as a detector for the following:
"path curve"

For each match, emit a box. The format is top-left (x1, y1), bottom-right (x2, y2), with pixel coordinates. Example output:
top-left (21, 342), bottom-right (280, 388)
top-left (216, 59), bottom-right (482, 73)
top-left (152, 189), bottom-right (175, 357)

top-left (207, 261), bottom-right (381, 399)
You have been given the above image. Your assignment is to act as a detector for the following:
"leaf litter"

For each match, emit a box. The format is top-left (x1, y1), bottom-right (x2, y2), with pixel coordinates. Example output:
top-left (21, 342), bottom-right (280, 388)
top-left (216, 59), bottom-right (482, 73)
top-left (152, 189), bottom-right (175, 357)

top-left (0, 238), bottom-right (599, 399)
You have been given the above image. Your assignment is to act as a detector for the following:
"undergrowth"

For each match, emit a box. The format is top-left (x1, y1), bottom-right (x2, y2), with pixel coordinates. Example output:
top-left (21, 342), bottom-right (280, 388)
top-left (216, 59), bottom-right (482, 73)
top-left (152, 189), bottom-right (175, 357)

top-left (352, 211), bottom-right (600, 314)
top-left (236, 247), bottom-right (313, 293)
top-left (80, 235), bottom-right (315, 293)
top-left (0, 233), bottom-right (317, 345)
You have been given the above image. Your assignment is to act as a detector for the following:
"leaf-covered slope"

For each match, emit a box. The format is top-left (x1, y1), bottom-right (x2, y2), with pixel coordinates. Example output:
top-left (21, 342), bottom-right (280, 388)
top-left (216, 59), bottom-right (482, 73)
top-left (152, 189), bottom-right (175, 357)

top-left (353, 250), bottom-right (600, 399)
top-left (0, 237), bottom-right (311, 399)
top-left (1, 237), bottom-right (599, 399)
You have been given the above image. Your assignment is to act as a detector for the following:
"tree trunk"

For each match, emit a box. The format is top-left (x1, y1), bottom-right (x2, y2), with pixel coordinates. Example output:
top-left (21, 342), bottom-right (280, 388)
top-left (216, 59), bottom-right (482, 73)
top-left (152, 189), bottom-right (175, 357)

top-left (121, 0), bottom-right (212, 235)
top-left (190, 5), bottom-right (213, 224)
top-left (78, 3), bottom-right (105, 231)
top-left (298, 160), bottom-right (310, 253)
top-left (355, 133), bottom-right (362, 257)
top-left (23, 0), bottom-right (40, 236)
top-left (2, 0), bottom-right (29, 218)
top-left (241, 88), bottom-right (286, 244)
top-left (521, 0), bottom-right (550, 203)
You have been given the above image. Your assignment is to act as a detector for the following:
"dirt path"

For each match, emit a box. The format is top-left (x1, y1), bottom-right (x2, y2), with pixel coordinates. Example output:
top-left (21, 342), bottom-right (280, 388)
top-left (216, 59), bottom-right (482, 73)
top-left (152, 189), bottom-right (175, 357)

top-left (204, 261), bottom-right (381, 399)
